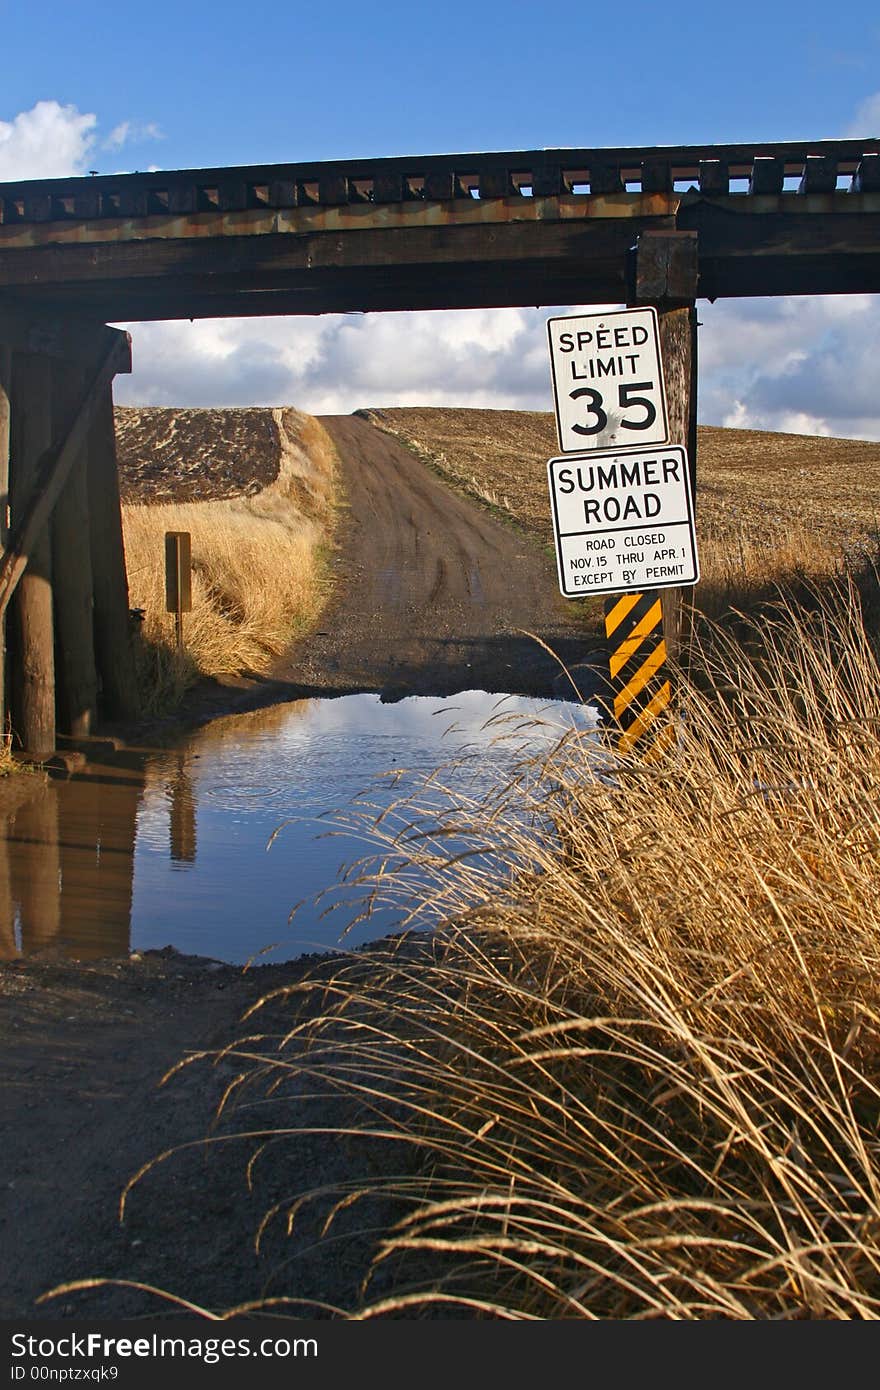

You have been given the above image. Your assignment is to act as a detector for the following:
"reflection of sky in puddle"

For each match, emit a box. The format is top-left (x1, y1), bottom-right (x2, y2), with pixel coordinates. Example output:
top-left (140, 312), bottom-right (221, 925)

top-left (132, 691), bottom-right (600, 964)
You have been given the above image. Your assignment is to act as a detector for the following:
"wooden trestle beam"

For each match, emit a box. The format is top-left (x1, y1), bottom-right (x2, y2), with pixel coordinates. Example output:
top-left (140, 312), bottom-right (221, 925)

top-left (0, 321), bottom-right (133, 754)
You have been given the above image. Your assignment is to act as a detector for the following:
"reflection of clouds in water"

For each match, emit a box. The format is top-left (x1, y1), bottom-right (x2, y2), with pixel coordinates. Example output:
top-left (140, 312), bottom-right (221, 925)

top-left (135, 794), bottom-right (171, 855)
top-left (194, 693), bottom-right (598, 814)
top-left (130, 690), bottom-right (601, 963)
top-left (273, 690), bottom-right (597, 748)
top-left (143, 693), bottom-right (600, 820)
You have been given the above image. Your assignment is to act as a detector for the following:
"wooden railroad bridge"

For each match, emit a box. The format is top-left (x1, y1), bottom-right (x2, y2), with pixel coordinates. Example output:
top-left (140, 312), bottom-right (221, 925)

top-left (0, 137), bottom-right (878, 756)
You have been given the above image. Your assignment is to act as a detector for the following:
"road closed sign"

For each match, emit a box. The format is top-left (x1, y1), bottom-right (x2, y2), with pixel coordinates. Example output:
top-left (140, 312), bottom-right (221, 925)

top-left (547, 307), bottom-right (668, 453)
top-left (547, 444), bottom-right (699, 598)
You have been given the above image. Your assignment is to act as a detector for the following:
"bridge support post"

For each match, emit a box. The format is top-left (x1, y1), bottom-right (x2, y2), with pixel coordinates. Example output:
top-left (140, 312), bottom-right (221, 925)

top-left (9, 353), bottom-right (56, 758)
top-left (0, 347), bottom-right (10, 742)
top-left (51, 360), bottom-right (98, 738)
top-left (87, 385), bottom-right (140, 721)
top-left (0, 321), bottom-right (133, 749)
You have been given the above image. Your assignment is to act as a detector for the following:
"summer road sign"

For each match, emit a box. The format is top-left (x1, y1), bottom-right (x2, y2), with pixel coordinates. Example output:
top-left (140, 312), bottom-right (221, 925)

top-left (546, 445), bottom-right (700, 598)
top-left (547, 307), bottom-right (668, 453)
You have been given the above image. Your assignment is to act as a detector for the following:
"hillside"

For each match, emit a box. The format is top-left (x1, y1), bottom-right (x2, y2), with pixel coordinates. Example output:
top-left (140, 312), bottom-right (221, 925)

top-left (115, 404), bottom-right (880, 561)
top-left (113, 404), bottom-right (880, 628)
top-left (357, 407), bottom-right (880, 557)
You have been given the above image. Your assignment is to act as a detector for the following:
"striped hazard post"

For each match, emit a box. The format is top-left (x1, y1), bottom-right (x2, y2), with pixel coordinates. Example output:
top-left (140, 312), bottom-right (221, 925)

top-left (603, 591), bottom-right (675, 762)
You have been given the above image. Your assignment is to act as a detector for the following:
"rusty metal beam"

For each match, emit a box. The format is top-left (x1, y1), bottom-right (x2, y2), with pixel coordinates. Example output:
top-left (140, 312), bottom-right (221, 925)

top-left (0, 137), bottom-right (877, 232)
top-left (0, 139), bottom-right (877, 321)
top-left (1, 198), bottom-right (877, 321)
top-left (0, 215), bottom-right (676, 321)
top-left (0, 191), bottom-right (682, 254)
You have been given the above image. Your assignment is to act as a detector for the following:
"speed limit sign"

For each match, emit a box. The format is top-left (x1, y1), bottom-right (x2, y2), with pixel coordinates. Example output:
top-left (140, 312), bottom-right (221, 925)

top-left (547, 307), bottom-right (669, 453)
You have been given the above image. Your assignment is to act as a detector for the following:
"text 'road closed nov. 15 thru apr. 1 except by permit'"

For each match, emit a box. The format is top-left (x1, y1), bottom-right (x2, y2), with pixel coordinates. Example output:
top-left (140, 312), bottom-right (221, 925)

top-left (546, 444), bottom-right (700, 597)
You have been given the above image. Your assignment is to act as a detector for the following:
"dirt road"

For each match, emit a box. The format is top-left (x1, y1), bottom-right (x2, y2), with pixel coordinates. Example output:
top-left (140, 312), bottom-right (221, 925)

top-left (274, 414), bottom-right (594, 700)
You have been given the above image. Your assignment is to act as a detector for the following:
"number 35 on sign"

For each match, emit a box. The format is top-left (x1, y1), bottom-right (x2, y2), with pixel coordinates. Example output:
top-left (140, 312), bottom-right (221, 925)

top-left (547, 307), bottom-right (668, 453)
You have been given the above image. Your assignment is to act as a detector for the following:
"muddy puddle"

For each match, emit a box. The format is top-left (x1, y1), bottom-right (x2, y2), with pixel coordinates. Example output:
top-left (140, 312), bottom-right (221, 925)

top-left (0, 691), bottom-right (599, 965)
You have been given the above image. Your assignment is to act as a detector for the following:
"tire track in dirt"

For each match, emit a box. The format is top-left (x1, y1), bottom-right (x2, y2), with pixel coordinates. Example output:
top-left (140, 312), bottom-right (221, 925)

top-left (274, 414), bottom-right (594, 699)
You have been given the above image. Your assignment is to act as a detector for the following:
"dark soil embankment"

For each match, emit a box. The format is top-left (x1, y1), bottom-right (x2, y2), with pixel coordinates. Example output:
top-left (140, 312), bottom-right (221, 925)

top-left (0, 944), bottom-right (423, 1319)
top-left (116, 407), bottom-right (281, 504)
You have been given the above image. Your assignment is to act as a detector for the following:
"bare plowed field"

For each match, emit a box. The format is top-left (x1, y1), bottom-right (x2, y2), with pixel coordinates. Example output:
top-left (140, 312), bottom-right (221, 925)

top-left (116, 407), bottom-right (281, 503)
top-left (360, 407), bottom-right (880, 555)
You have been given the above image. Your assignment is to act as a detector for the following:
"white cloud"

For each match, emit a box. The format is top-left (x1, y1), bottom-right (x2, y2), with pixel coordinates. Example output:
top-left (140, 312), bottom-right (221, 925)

top-left (722, 400), bottom-right (832, 437)
top-left (0, 100), bottom-right (164, 180)
top-left (0, 100), bottom-right (97, 179)
top-left (104, 122), bottom-right (130, 152)
top-left (115, 292), bottom-right (880, 442)
top-left (113, 307), bottom-right (573, 412)
top-left (845, 90), bottom-right (880, 136)
top-left (112, 293), bottom-right (880, 441)
top-left (698, 294), bottom-right (880, 439)
top-left (103, 120), bottom-right (164, 152)
top-left (776, 412), bottom-right (833, 437)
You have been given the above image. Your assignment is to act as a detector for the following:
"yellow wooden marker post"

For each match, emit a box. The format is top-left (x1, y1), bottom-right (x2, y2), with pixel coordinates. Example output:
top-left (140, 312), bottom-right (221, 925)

top-left (603, 591), bottom-right (675, 762)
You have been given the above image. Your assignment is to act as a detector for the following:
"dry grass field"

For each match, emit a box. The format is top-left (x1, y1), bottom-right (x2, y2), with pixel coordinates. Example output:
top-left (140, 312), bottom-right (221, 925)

top-left (170, 409), bottom-right (880, 1319)
top-left (205, 579), bottom-right (880, 1320)
top-left (118, 404), bottom-right (880, 706)
top-left (360, 407), bottom-right (880, 619)
top-left (121, 408), bottom-right (337, 708)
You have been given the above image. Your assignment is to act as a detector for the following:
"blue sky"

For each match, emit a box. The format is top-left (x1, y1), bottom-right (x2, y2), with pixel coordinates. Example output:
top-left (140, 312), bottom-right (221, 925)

top-left (2, 0), bottom-right (879, 436)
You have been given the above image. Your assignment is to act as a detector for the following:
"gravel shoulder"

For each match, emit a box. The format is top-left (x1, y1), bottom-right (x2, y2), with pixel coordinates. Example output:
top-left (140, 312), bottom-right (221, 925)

top-left (0, 943), bottom-right (424, 1320)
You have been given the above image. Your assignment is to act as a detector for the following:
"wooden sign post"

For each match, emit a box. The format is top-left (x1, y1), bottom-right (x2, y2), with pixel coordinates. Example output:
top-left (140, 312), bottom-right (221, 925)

top-left (165, 531), bottom-right (192, 649)
top-left (601, 231), bottom-right (699, 760)
top-left (546, 240), bottom-right (699, 760)
top-left (630, 231), bottom-right (699, 668)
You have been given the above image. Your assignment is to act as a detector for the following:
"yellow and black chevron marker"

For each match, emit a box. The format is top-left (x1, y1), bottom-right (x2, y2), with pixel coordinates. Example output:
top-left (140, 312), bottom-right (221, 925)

top-left (603, 591), bottom-right (675, 762)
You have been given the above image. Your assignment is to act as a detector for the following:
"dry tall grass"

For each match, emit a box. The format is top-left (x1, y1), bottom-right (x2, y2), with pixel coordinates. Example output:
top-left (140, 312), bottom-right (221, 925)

top-left (694, 519), bottom-right (846, 623)
top-left (122, 410), bottom-right (337, 709)
top-left (365, 408), bottom-right (880, 557)
top-left (0, 730), bottom-right (15, 777)
top-left (186, 575), bottom-right (880, 1319)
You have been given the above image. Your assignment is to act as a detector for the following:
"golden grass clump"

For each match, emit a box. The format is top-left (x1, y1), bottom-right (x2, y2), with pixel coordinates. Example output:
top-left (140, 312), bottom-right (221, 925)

top-left (198, 576), bottom-right (880, 1319)
top-left (0, 733), bottom-right (16, 777)
top-left (693, 516), bottom-right (847, 624)
top-left (122, 409), bottom-right (337, 708)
